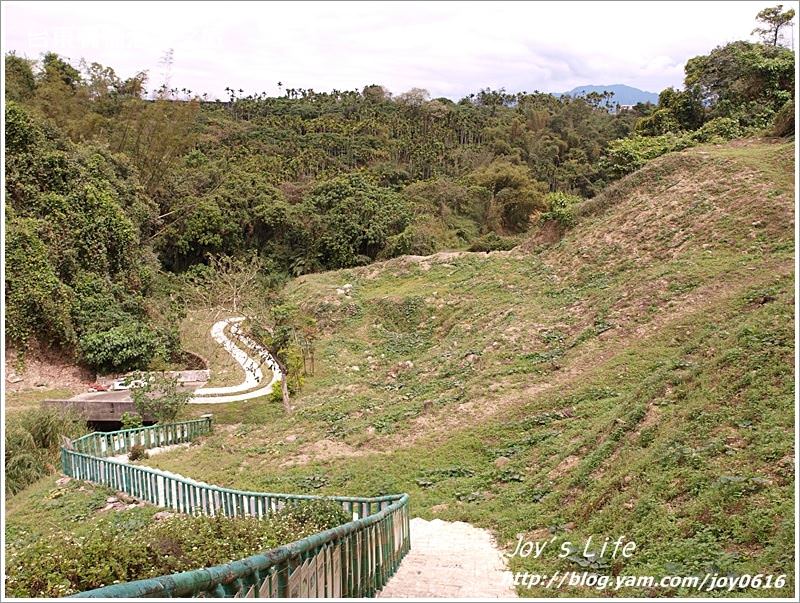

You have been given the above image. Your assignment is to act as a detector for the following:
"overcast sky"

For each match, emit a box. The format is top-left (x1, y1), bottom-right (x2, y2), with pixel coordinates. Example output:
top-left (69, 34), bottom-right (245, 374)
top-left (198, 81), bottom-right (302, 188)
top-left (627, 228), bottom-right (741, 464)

top-left (2, 1), bottom-right (793, 100)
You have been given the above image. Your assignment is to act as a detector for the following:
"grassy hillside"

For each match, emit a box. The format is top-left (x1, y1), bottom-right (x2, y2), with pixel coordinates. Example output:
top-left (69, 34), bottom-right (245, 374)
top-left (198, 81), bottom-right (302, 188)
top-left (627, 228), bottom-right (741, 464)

top-left (39, 139), bottom-right (798, 596)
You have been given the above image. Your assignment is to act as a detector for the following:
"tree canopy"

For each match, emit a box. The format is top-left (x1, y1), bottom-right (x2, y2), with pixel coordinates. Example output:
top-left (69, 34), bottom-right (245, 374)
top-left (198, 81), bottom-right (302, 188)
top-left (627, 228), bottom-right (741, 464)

top-left (3, 6), bottom-right (795, 370)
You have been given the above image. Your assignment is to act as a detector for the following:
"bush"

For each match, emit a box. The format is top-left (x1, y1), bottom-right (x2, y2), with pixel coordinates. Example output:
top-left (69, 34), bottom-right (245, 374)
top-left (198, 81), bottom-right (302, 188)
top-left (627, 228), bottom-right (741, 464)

top-left (5, 499), bottom-right (349, 597)
top-left (268, 379), bottom-right (283, 405)
top-left (130, 373), bottom-right (190, 423)
top-left (128, 444), bottom-right (148, 462)
top-left (78, 322), bottom-right (160, 373)
top-left (540, 192), bottom-right (582, 228)
top-left (271, 500), bottom-right (350, 542)
top-left (601, 133), bottom-right (694, 179)
top-left (771, 99), bottom-right (795, 137)
top-left (635, 108), bottom-right (683, 136)
top-left (5, 408), bottom-right (86, 495)
top-left (690, 117), bottom-right (743, 143)
top-left (467, 232), bottom-right (519, 252)
top-left (120, 412), bottom-right (143, 430)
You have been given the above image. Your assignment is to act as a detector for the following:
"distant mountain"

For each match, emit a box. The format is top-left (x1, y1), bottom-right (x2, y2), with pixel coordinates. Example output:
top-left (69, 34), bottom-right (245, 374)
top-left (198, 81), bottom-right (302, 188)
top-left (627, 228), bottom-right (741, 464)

top-left (556, 84), bottom-right (659, 106)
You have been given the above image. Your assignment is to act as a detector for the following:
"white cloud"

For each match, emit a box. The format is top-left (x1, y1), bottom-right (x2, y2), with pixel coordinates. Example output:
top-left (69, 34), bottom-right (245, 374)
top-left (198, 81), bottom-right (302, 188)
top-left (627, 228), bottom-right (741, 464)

top-left (2, 1), bottom-right (790, 100)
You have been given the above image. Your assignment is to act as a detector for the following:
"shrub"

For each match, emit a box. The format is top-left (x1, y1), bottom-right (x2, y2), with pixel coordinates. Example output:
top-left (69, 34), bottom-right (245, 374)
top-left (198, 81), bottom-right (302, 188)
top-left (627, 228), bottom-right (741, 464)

top-left (271, 500), bottom-right (350, 542)
top-left (128, 444), bottom-right (148, 462)
top-left (78, 322), bottom-right (160, 373)
top-left (601, 133), bottom-right (694, 179)
top-left (268, 379), bottom-right (283, 405)
top-left (5, 408), bottom-right (86, 495)
top-left (690, 117), bottom-right (743, 143)
top-left (635, 108), bottom-right (683, 136)
top-left (771, 99), bottom-right (795, 137)
top-left (120, 412), bottom-right (143, 430)
top-left (467, 232), bottom-right (519, 252)
top-left (130, 373), bottom-right (190, 423)
top-left (540, 192), bottom-right (582, 228)
top-left (5, 499), bottom-right (350, 597)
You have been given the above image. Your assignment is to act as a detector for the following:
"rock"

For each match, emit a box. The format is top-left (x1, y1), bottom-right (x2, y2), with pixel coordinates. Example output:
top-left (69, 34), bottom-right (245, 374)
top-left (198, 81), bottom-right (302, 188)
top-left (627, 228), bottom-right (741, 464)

top-left (116, 492), bottom-right (135, 503)
top-left (365, 426), bottom-right (376, 436)
top-left (154, 511), bottom-right (176, 521)
top-left (7, 373), bottom-right (23, 384)
top-left (285, 434), bottom-right (298, 442)
top-left (393, 360), bottom-right (413, 372)
top-left (126, 503), bottom-right (138, 509)
top-left (494, 456), bottom-right (511, 469)
top-left (56, 476), bottom-right (71, 486)
top-left (350, 365), bottom-right (360, 372)
top-left (106, 496), bottom-right (119, 503)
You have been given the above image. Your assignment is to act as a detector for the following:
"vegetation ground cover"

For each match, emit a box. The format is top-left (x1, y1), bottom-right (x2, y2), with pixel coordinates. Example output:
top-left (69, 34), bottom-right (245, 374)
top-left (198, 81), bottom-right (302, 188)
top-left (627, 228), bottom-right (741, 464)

top-left (5, 477), bottom-right (348, 598)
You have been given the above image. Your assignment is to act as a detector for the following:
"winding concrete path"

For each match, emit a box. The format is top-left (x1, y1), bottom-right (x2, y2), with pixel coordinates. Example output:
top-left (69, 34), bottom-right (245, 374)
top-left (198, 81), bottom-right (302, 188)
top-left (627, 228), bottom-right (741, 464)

top-left (189, 317), bottom-right (282, 404)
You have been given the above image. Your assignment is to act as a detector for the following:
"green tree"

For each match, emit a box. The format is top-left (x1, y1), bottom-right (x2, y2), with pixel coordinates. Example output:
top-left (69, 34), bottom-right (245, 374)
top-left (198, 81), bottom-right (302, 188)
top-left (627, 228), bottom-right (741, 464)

top-left (752, 4), bottom-right (796, 46)
top-left (467, 160), bottom-right (547, 233)
top-left (5, 53), bottom-right (36, 102)
top-left (635, 108), bottom-right (683, 136)
top-left (40, 52), bottom-right (81, 88)
top-left (684, 41), bottom-right (794, 126)
top-left (301, 173), bottom-right (412, 268)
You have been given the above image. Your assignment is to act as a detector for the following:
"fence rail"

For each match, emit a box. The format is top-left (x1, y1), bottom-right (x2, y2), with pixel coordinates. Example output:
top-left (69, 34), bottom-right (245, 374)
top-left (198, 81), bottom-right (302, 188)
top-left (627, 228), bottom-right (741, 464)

top-left (61, 418), bottom-right (410, 598)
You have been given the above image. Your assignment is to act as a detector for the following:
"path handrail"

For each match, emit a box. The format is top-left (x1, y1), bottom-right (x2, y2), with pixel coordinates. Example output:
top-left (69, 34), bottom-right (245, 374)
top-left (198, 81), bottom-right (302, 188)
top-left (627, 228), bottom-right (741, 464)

top-left (62, 419), bottom-right (410, 598)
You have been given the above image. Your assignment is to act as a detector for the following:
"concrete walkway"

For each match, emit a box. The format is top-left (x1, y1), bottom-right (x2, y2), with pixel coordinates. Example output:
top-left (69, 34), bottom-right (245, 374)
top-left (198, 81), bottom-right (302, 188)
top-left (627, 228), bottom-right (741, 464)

top-left (189, 317), bottom-right (282, 404)
top-left (378, 518), bottom-right (517, 598)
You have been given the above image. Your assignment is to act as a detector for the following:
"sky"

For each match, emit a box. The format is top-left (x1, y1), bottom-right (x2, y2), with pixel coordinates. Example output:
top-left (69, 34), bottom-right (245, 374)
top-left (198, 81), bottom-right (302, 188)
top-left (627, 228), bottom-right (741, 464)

top-left (2, 1), bottom-right (794, 100)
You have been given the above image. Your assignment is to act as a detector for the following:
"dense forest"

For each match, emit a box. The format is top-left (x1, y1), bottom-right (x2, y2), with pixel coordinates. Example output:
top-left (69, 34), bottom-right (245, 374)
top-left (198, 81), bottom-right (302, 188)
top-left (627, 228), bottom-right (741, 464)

top-left (3, 6), bottom-right (795, 374)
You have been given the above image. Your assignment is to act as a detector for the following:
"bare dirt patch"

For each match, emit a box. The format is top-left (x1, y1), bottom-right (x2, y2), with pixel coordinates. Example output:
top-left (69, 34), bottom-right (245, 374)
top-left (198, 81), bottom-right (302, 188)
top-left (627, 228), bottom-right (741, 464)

top-left (548, 455), bottom-right (581, 479)
top-left (278, 438), bottom-right (366, 467)
top-left (5, 346), bottom-right (93, 394)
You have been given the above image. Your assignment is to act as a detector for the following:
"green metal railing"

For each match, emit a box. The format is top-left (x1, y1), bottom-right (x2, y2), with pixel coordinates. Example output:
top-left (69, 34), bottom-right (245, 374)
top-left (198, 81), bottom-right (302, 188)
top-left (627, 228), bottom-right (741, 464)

top-left (61, 418), bottom-right (410, 598)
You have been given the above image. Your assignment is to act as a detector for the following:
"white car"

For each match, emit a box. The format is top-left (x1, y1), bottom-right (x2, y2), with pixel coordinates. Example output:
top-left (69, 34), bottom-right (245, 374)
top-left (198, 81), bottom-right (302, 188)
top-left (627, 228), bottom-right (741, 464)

top-left (110, 378), bottom-right (146, 391)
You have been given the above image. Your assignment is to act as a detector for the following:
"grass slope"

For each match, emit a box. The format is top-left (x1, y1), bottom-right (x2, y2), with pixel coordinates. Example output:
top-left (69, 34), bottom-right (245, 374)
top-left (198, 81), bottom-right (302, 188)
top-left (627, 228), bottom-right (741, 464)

top-left (9, 139), bottom-right (793, 597)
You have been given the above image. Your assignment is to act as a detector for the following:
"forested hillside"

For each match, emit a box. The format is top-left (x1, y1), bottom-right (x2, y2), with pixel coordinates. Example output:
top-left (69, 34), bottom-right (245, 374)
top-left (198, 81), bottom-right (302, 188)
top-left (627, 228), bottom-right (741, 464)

top-left (3, 25), bottom-right (794, 374)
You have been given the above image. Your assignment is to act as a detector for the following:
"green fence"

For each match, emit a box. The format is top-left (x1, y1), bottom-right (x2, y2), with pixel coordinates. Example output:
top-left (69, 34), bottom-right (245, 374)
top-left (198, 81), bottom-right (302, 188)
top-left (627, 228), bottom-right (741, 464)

top-left (61, 418), bottom-right (410, 598)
